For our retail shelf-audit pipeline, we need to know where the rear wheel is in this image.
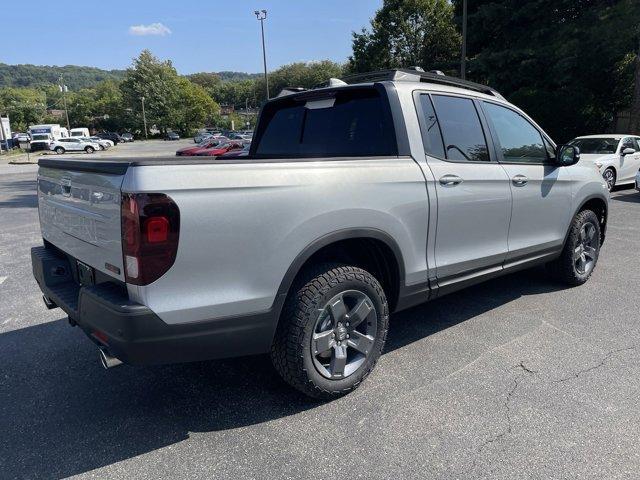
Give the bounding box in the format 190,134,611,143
547,209,601,286
98,144,105,151
271,264,389,399
602,168,616,191
84,146,95,154
54,147,65,154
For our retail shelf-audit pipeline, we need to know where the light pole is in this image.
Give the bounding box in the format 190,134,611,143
59,75,71,131
254,9,269,100
141,96,148,139
460,0,468,80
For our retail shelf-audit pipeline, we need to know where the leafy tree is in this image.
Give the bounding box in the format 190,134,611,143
267,61,345,96
452,0,640,141
187,72,222,90
120,50,182,134
349,0,461,73
0,63,125,90
173,77,220,135
0,87,46,131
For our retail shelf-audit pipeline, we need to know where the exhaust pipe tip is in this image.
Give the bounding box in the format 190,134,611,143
99,348,123,369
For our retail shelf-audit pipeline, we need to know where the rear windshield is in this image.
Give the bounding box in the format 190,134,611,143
569,138,619,154
253,87,396,158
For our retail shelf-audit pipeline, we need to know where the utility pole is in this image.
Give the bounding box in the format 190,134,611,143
141,96,148,139
460,0,468,80
254,10,269,100
59,76,71,131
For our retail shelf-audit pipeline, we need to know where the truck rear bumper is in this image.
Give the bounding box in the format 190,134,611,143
31,245,279,365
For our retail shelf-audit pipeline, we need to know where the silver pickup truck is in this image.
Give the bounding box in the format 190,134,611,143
32,69,609,399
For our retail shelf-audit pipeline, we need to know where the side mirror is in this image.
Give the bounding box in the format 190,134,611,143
622,147,636,156
555,144,580,167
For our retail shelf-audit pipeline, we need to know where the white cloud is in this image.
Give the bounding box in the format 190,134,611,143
128,23,172,37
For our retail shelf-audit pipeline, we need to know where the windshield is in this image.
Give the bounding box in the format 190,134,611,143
70,132,83,137
32,134,49,141
570,137,619,154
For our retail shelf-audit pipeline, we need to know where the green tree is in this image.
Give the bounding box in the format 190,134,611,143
452,0,640,141
266,61,345,97
120,50,181,134
349,0,461,73
173,77,220,135
0,87,47,131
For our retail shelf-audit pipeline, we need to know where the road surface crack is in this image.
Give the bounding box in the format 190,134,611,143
553,345,637,383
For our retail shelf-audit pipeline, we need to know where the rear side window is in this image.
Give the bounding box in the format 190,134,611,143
253,88,396,158
483,102,547,163
431,95,489,162
417,94,445,158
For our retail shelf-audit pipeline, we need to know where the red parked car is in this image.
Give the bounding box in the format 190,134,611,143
175,137,228,156
195,141,244,157
218,142,251,158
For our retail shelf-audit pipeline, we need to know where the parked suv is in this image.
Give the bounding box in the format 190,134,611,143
49,137,100,154
96,132,122,144
32,69,608,399
569,135,640,191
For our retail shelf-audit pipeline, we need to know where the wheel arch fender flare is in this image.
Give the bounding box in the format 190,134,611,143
564,194,609,247
272,228,407,317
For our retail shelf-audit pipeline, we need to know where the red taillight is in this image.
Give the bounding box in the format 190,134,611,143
121,193,180,285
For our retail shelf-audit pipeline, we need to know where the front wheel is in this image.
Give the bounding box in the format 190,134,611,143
547,209,601,286
602,168,616,191
271,264,389,399
84,146,95,154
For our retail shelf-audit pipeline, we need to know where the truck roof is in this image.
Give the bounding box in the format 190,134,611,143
276,68,505,103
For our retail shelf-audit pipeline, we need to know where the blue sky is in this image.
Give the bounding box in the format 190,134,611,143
4,0,382,74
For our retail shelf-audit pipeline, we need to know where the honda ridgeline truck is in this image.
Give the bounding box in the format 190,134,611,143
32,69,609,398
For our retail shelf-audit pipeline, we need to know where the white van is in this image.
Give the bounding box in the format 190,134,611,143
70,128,90,138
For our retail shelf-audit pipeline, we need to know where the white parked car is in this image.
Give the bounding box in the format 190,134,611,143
570,135,640,191
50,138,101,154
80,136,113,150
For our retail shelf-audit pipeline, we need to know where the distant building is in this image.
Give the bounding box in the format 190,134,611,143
220,105,235,116
47,109,66,119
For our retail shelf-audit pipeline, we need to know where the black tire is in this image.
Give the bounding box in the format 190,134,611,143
99,144,105,151
54,147,65,154
84,146,95,154
271,264,389,399
547,209,601,286
602,168,616,191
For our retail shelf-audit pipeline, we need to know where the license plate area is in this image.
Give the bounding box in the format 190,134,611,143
77,261,95,287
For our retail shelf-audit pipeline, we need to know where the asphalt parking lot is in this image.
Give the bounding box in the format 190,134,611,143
1,145,640,479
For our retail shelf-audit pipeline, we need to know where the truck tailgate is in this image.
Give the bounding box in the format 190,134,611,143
37,162,126,281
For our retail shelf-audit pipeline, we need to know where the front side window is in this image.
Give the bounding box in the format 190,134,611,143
254,88,396,158
569,137,620,154
483,102,547,163
621,137,636,152
431,95,489,162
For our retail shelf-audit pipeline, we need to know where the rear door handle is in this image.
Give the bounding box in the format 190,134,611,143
512,175,528,187
439,174,463,186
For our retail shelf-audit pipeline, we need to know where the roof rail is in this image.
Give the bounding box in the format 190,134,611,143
340,68,504,100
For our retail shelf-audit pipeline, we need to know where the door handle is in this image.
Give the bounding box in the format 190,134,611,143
512,175,528,187
439,174,463,186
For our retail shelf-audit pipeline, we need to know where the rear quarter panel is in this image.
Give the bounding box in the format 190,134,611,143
122,158,429,325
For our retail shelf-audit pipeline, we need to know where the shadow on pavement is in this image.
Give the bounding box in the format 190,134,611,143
0,179,37,208
0,267,564,479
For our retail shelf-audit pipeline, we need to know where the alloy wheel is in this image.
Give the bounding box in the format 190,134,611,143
311,290,377,380
574,222,598,275
602,169,615,191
